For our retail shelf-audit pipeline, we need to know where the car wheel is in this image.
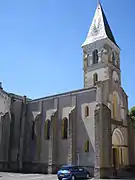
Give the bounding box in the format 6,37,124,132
71,175,75,180
86,173,90,179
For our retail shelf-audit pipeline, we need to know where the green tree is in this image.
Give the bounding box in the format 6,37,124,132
129,106,135,127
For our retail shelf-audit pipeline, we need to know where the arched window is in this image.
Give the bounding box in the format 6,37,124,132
44,120,50,140
112,52,115,60
113,94,117,120
93,73,98,85
112,51,116,64
92,50,98,64
62,117,68,139
85,106,89,117
84,140,89,152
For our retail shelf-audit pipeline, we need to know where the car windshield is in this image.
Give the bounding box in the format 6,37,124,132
60,167,72,171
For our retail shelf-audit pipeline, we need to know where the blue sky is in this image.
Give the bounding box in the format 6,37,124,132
0,0,135,108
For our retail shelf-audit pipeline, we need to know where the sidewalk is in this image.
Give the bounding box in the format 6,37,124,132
91,169,135,179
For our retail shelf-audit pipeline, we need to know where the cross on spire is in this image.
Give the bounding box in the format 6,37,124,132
97,0,100,4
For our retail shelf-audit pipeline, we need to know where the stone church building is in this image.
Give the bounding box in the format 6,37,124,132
0,2,135,178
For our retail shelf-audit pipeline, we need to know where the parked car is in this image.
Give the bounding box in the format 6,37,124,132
57,164,91,180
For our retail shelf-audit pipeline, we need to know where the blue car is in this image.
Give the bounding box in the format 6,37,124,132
57,164,91,180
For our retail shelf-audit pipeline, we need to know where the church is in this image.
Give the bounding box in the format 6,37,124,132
0,2,135,178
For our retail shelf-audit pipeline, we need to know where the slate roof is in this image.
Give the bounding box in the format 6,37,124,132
82,2,119,48
100,3,118,47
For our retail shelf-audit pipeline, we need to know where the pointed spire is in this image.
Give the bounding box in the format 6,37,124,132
97,0,100,4
82,2,118,47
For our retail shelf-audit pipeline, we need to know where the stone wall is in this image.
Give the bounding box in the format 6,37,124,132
94,103,112,178
128,117,135,167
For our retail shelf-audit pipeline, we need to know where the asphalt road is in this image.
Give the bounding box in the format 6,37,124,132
0,173,58,180
0,172,135,180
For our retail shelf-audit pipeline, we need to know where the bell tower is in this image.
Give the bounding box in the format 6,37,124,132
82,2,120,88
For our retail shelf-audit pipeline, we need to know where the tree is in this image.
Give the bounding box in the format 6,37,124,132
129,106,135,127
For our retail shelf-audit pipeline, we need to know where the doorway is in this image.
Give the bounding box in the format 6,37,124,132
112,148,119,168
112,128,125,169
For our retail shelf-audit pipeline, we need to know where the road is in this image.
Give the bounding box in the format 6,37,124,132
0,172,135,180
0,173,57,180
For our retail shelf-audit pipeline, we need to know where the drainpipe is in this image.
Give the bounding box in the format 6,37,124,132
77,153,80,166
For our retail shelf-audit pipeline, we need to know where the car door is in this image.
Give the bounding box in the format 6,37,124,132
72,167,80,178
78,167,86,178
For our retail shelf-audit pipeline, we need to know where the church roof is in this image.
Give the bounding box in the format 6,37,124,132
82,2,118,47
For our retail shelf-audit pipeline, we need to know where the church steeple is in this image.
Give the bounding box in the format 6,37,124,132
82,2,118,47
82,2,120,88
